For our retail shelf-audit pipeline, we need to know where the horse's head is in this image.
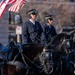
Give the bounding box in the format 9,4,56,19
39,48,54,74
61,38,74,54
39,33,68,74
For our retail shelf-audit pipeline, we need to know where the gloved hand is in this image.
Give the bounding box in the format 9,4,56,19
41,40,47,47
44,41,48,47
32,39,35,42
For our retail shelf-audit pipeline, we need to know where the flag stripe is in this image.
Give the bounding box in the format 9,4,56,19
0,0,10,18
15,0,25,12
10,0,25,12
0,0,17,18
8,0,16,4
9,1,20,11
0,0,4,7
8,1,19,11
13,0,21,12
0,0,16,7
8,0,26,12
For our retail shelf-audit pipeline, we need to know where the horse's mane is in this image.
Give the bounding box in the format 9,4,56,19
68,30,75,36
45,32,68,49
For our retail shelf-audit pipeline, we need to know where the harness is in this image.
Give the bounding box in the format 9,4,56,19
7,44,43,74
39,48,54,74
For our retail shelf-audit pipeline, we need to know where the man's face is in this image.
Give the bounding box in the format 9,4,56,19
30,14,37,20
48,19,53,25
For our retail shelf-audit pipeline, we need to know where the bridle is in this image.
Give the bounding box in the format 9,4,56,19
39,48,54,74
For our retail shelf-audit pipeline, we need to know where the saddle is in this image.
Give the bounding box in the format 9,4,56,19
0,41,16,61
0,45,9,53
0,44,11,60
0,40,15,53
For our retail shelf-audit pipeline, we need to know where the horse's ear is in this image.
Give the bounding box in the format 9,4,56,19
68,30,75,36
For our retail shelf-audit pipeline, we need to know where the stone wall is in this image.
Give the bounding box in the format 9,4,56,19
0,8,9,45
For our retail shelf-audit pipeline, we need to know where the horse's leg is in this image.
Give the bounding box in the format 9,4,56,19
4,65,17,75
1,65,4,75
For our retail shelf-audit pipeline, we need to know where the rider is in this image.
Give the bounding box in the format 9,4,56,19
42,15,57,44
22,9,47,45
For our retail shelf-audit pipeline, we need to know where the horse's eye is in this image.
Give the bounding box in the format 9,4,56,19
65,41,70,48
66,41,70,46
66,41,70,45
43,48,46,52
45,52,50,60
45,52,49,57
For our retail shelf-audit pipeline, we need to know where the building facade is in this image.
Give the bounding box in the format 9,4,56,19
0,0,75,45
0,8,9,45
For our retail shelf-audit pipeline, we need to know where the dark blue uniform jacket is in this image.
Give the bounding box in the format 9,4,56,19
42,24,57,43
22,20,46,44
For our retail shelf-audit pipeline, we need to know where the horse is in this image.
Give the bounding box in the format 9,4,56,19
62,30,75,68
39,32,74,75
67,30,75,48
65,30,75,74
4,42,44,75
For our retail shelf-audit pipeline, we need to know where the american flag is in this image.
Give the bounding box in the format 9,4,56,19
8,0,26,12
0,0,17,18
8,0,16,4
0,0,16,6
0,0,10,18
0,0,4,7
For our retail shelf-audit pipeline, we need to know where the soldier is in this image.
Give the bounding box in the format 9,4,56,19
22,9,46,45
42,15,57,44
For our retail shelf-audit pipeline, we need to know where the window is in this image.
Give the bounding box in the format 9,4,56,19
9,11,15,24
9,11,22,25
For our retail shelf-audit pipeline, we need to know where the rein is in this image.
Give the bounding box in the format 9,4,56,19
10,44,43,74
7,44,30,75
17,44,42,69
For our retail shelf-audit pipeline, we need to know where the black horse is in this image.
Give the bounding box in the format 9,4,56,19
62,30,75,71
66,30,75,74
3,42,44,75
39,33,74,75
0,32,74,75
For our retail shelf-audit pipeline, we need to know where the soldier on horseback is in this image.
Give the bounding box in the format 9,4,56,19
22,9,47,45
42,15,57,44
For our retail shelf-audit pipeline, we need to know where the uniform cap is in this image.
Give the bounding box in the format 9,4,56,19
45,15,53,20
26,9,37,15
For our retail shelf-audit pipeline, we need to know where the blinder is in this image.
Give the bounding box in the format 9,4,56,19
45,51,50,60
63,39,74,49
40,48,54,74
43,48,53,61
64,39,70,49
43,49,49,59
